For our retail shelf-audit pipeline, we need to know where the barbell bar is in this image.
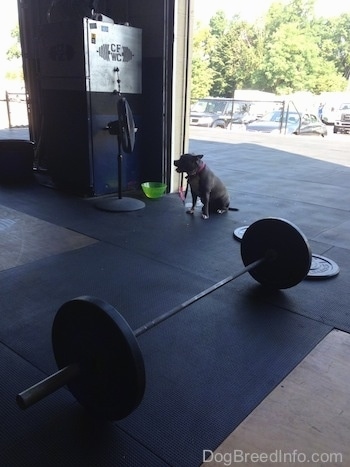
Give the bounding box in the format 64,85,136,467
16,218,312,420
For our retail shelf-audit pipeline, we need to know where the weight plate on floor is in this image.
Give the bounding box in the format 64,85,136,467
233,226,249,242
306,254,340,279
52,296,146,420
241,218,312,289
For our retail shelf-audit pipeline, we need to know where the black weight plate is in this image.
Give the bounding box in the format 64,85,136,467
233,226,249,242
306,254,340,279
52,296,145,420
241,218,312,289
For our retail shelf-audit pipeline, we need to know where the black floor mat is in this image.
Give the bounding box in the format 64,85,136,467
0,135,348,465
0,243,331,466
0,344,170,467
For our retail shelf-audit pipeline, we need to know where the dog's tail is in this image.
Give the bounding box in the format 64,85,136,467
228,206,239,211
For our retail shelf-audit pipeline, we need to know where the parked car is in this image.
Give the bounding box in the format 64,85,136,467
190,98,234,128
229,111,257,125
333,103,350,134
245,110,327,136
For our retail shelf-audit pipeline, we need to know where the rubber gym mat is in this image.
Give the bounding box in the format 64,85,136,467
0,205,97,272
224,245,350,334
0,242,331,466
0,343,169,467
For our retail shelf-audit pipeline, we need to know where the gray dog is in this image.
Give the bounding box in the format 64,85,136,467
174,153,238,219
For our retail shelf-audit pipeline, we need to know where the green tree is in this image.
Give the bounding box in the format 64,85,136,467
208,13,263,97
257,22,346,94
206,11,231,96
209,10,229,38
191,22,214,99
257,0,347,93
6,25,22,60
264,0,316,33
191,1,349,98
314,14,350,80
5,24,23,81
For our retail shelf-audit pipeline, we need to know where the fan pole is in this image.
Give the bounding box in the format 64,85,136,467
117,133,123,200
93,98,145,212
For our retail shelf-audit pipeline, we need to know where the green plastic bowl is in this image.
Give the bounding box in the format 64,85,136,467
141,182,167,199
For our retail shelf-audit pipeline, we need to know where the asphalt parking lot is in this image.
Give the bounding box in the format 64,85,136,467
189,125,350,168
188,124,350,255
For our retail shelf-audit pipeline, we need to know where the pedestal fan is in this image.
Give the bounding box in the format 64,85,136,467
94,97,145,212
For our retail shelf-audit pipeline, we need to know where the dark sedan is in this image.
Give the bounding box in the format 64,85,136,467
246,110,327,136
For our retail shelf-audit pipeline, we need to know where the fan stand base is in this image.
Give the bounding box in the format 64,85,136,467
94,196,145,212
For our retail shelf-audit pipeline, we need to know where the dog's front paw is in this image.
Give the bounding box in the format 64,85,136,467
216,209,227,214
186,208,195,215
201,213,209,220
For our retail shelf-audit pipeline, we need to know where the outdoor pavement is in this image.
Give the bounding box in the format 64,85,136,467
0,126,29,140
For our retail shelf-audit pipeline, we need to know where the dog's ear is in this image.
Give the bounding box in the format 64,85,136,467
193,154,204,166
189,153,204,160
181,153,204,160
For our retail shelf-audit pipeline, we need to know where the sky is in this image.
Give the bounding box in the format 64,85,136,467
193,0,350,23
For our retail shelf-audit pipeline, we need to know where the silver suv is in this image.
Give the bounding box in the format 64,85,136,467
190,98,234,128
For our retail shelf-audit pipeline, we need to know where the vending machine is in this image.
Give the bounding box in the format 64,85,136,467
37,18,142,196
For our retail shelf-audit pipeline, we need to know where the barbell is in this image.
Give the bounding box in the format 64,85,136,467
16,218,312,420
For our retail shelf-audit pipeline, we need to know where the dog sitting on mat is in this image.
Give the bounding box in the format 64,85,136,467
174,153,238,219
